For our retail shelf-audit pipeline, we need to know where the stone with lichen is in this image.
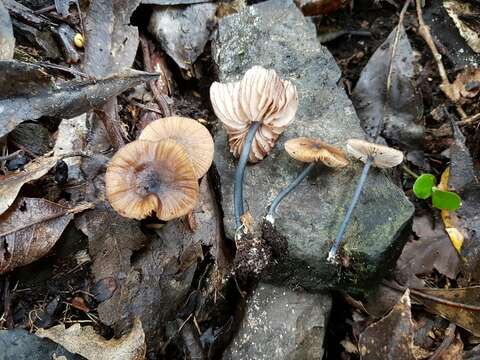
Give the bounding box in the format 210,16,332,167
212,0,414,291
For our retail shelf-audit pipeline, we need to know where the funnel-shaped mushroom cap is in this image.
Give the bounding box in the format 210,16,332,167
285,137,349,168
210,66,298,163
346,139,404,168
105,139,199,221
138,116,214,178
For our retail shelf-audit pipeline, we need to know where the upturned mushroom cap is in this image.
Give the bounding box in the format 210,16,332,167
346,139,404,168
284,137,349,168
138,116,214,179
105,139,199,221
210,66,298,163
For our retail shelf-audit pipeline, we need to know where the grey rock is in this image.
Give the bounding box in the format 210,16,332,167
0,0,14,60
212,0,414,291
223,283,331,360
0,329,82,360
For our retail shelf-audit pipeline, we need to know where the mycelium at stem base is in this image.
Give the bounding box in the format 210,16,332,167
265,162,316,224
234,121,262,229
328,157,373,263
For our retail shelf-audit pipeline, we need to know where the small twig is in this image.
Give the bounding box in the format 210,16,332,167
36,61,91,79
0,150,23,162
415,0,466,119
34,5,55,14
429,323,456,360
123,97,164,115
383,280,480,311
160,313,193,354
402,164,419,178
94,107,126,151
1,277,13,329
458,112,480,126
139,35,171,117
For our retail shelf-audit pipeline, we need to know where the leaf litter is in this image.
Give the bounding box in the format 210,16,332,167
0,197,93,274
1,0,480,358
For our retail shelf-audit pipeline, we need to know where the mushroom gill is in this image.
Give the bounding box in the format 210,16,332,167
210,65,298,163
105,139,199,221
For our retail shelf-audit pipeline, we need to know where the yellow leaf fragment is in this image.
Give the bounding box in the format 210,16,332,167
438,167,464,253
36,318,146,360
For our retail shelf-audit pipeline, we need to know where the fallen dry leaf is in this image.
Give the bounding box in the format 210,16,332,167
36,318,146,360
444,0,480,53
0,197,93,274
358,290,416,360
53,115,88,185
148,3,217,72
395,215,460,287
0,153,58,215
0,61,157,138
438,168,464,253
412,286,480,337
352,24,424,150
452,68,480,99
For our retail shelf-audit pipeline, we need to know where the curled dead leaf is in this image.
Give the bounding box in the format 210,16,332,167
0,198,94,274
36,318,146,360
0,153,59,215
358,290,416,360
452,68,480,99
444,0,480,53
412,286,480,337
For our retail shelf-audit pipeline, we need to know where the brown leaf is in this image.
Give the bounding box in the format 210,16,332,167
75,207,148,325
352,25,424,150
412,286,480,337
395,215,460,287
359,290,416,360
444,0,480,53
452,68,480,99
0,61,157,138
0,154,58,215
0,197,93,274
36,318,146,360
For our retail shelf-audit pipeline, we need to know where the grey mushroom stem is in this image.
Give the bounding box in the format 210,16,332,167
328,157,373,262
234,121,262,229
266,162,316,224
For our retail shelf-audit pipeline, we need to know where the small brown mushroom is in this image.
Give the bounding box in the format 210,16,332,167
210,66,298,228
138,116,214,179
329,139,404,262
105,139,198,221
346,139,404,168
285,137,349,167
210,66,298,163
266,137,349,223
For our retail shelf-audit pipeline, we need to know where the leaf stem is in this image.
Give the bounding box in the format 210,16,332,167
402,164,419,179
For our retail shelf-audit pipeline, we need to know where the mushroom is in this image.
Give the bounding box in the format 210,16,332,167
105,139,199,221
138,116,214,179
265,137,349,224
328,139,404,262
210,66,298,228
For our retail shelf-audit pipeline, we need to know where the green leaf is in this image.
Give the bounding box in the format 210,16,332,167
413,174,436,199
432,189,462,210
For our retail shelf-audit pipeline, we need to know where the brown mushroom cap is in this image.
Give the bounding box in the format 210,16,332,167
284,137,349,168
346,139,404,168
138,116,214,179
105,139,199,221
210,66,298,163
